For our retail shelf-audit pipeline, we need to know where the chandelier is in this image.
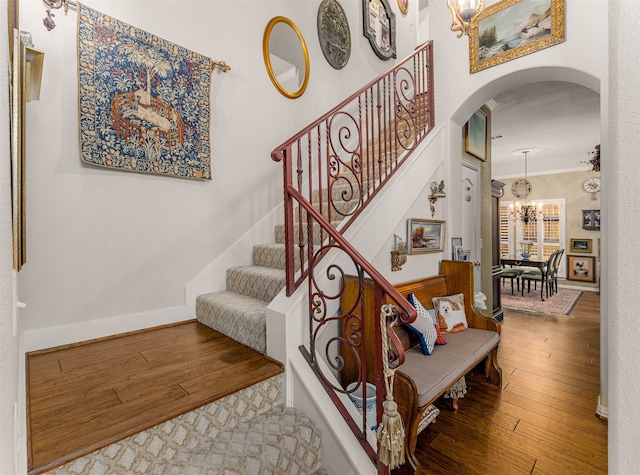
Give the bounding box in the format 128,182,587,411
509,150,543,226
446,0,485,38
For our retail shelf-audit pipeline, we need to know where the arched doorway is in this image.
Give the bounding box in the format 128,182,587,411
450,67,607,418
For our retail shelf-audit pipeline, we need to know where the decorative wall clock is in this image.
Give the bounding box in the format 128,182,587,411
583,176,601,199
317,0,351,70
511,178,532,199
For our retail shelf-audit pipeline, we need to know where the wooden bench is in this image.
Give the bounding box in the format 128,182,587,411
341,260,501,474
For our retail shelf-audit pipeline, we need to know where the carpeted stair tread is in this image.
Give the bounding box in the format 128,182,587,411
226,265,286,302
150,406,324,475
253,243,293,270
196,291,269,354
274,222,342,244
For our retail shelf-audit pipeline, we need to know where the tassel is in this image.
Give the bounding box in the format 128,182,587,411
377,304,406,469
376,395,405,468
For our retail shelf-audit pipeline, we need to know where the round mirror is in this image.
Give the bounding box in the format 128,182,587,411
263,16,310,99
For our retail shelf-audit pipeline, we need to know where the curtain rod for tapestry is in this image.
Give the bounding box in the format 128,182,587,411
42,0,231,73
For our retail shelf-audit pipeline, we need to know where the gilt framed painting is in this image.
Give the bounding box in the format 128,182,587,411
469,0,565,74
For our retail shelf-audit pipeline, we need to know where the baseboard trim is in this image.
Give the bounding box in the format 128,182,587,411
596,396,608,420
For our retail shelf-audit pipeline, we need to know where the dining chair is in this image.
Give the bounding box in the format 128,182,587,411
521,250,560,300
501,265,523,295
550,249,565,294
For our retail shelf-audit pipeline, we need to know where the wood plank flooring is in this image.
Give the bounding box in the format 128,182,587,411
27,293,605,475
415,290,607,475
26,320,284,475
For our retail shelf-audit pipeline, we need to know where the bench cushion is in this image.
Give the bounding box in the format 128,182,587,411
398,328,500,407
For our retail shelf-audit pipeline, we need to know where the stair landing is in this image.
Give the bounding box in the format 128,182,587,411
26,320,284,474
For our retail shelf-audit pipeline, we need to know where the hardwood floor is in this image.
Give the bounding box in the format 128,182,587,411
415,290,607,475
26,320,283,475
27,293,605,474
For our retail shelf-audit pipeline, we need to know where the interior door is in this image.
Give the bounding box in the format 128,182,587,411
461,161,481,292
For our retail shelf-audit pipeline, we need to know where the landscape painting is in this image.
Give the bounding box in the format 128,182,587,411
469,0,565,73
408,218,445,255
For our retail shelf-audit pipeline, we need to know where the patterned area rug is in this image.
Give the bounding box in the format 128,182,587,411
501,287,583,316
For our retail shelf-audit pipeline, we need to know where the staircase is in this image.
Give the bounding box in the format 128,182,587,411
38,43,435,475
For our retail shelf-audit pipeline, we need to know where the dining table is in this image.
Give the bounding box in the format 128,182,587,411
500,254,550,301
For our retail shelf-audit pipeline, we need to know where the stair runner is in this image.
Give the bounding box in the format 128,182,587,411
47,375,325,475
186,130,417,473
195,182,363,354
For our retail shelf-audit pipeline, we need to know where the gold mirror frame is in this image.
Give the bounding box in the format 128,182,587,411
262,16,310,99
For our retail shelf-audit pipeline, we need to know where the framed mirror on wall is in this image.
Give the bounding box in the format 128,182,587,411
362,0,396,60
263,16,310,99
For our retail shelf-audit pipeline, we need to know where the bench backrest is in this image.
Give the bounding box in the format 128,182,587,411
339,261,498,385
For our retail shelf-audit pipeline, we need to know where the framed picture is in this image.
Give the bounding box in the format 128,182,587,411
469,0,566,74
567,255,596,283
362,0,396,60
582,209,601,231
398,0,408,15
465,110,487,161
408,218,446,255
570,238,592,253
451,237,463,260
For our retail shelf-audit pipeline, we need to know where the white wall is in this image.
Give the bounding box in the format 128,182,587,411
608,1,640,472
15,0,419,344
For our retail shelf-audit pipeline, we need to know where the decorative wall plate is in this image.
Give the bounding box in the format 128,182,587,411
398,0,408,15
511,178,532,199
317,0,351,70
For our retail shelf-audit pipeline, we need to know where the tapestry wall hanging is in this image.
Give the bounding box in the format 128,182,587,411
78,4,213,179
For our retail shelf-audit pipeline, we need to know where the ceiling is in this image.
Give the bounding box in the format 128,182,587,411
487,82,601,179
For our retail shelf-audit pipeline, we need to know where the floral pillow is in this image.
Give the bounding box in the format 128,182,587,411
407,293,447,349
431,293,468,334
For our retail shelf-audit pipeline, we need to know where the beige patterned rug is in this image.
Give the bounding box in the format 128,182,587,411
501,287,582,316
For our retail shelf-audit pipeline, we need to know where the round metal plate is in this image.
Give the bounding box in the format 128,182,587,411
317,0,351,70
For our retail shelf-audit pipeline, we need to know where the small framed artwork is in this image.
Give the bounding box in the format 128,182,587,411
570,238,592,253
451,237,463,260
469,0,566,74
465,110,487,161
408,218,446,255
398,0,408,15
567,255,596,283
582,209,601,230
362,0,396,60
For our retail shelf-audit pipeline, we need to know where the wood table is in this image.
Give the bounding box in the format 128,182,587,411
501,255,549,301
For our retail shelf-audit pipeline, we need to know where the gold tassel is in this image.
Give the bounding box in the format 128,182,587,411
376,304,406,468
376,395,405,468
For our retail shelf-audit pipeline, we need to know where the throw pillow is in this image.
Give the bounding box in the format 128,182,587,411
407,293,447,345
431,293,469,334
404,311,437,355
